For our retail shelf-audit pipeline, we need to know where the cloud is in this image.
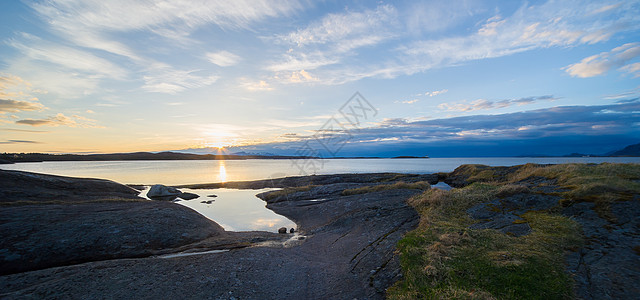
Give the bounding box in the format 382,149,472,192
426,89,448,97
16,113,103,128
287,70,318,83
0,128,49,133
268,4,398,81
286,0,639,85
6,33,127,79
0,140,41,144
620,62,640,77
29,0,303,57
278,4,397,49
206,51,241,67
564,43,640,77
142,64,219,94
0,99,45,113
240,79,273,91
395,99,419,104
438,95,556,112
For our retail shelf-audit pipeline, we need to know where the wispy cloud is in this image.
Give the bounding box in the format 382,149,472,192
142,64,219,94
564,43,640,77
0,140,41,144
206,51,241,67
438,95,557,112
16,113,103,128
395,99,419,104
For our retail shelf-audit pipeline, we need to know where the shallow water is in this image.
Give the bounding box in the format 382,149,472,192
138,187,295,232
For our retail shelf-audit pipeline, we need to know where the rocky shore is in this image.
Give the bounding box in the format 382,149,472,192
0,170,435,299
1,164,638,299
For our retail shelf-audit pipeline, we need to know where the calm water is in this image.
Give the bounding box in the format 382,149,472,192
2,157,639,185
4,157,639,232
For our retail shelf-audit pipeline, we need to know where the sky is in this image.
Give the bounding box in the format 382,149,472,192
1,0,639,157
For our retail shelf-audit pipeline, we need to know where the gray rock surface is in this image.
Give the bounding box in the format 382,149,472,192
0,171,421,299
0,169,141,203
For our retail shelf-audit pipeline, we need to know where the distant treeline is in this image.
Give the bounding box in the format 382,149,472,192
0,152,314,164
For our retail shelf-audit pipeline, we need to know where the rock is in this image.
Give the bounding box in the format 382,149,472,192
278,227,287,234
147,184,181,201
207,194,218,198
178,192,199,200
200,200,213,204
290,228,295,233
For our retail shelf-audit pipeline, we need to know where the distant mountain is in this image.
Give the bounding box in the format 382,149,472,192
607,143,640,157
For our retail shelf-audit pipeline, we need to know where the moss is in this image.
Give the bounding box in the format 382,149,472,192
341,181,430,196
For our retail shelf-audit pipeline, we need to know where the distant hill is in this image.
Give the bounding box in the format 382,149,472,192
607,143,640,157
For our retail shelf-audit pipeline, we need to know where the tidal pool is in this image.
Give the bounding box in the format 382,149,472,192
139,187,295,232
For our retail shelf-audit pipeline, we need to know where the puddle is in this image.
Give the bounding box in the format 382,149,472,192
432,181,453,191
138,187,295,232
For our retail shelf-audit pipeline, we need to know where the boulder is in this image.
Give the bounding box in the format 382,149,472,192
178,192,199,200
278,227,287,234
147,184,181,201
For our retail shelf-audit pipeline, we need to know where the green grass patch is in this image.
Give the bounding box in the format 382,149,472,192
388,183,582,299
341,181,430,196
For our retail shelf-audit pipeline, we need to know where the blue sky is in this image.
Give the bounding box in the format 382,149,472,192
0,0,639,156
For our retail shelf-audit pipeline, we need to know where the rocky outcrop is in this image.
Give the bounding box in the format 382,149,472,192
147,184,181,200
0,171,423,299
0,169,141,203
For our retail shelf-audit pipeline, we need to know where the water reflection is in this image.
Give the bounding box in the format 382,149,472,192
139,187,296,232
218,160,227,182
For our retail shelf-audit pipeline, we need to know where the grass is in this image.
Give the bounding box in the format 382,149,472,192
388,181,583,299
389,163,640,298
341,181,431,196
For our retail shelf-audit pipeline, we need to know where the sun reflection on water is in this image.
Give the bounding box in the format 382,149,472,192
218,160,227,182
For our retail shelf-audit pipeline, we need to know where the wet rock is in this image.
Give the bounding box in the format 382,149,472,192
278,227,287,234
290,228,295,233
178,192,199,200
207,194,218,198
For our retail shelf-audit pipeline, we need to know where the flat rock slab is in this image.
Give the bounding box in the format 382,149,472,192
0,169,141,203
0,202,226,275
0,172,421,299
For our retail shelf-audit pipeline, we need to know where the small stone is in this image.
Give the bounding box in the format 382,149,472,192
290,228,295,233
207,194,218,198
278,227,287,234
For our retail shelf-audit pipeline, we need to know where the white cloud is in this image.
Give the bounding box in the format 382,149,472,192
564,43,640,78
142,64,219,94
278,5,397,48
295,0,639,85
206,51,241,67
620,62,640,77
395,99,419,104
7,33,126,79
426,89,448,97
